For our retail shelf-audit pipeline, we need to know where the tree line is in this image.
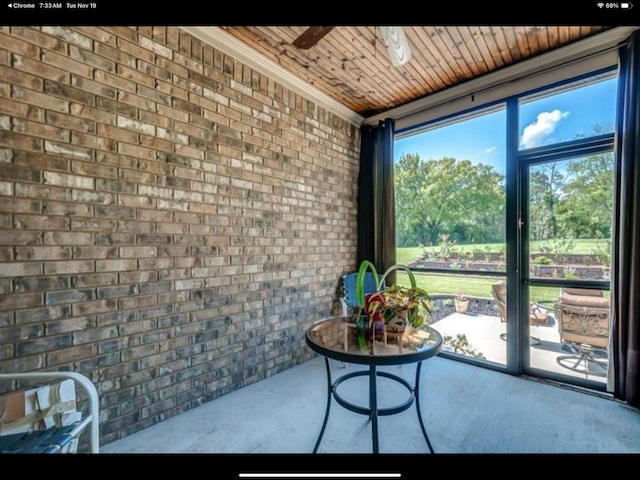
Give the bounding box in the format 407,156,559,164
394,152,613,247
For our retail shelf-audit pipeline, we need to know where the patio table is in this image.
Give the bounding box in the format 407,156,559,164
305,316,443,454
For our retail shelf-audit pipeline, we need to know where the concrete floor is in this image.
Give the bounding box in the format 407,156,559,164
100,352,640,462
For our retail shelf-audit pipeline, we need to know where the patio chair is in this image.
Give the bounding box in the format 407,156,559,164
0,371,100,453
338,272,386,368
554,288,610,377
491,281,549,345
340,271,385,318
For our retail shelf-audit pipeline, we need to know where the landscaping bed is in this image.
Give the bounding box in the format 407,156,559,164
428,294,500,324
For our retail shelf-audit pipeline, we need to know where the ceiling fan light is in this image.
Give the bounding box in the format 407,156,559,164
379,26,412,67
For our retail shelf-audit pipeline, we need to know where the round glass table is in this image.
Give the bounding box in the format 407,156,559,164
305,316,443,454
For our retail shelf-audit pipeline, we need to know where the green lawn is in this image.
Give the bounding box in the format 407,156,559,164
395,271,561,303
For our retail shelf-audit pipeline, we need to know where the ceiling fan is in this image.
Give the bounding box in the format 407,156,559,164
291,26,412,67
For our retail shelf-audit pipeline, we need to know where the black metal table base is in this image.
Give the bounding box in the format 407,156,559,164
313,357,434,454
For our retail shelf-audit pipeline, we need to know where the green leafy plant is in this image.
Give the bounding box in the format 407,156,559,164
533,255,553,265
443,333,486,359
454,292,468,302
355,260,431,330
437,233,457,261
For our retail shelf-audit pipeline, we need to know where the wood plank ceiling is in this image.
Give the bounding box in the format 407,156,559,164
219,26,612,118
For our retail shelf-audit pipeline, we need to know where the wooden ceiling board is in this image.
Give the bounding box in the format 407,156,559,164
216,26,613,118
401,27,445,93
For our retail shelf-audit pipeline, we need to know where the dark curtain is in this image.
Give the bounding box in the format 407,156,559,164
611,31,640,409
357,118,397,284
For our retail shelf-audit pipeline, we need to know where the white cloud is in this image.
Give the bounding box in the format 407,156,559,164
520,109,569,149
485,146,497,153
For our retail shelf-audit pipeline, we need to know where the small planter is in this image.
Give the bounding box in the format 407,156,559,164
454,299,469,314
385,310,408,334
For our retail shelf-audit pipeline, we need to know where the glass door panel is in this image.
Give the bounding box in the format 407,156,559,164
525,157,612,387
396,271,507,367
394,105,507,368
528,158,612,283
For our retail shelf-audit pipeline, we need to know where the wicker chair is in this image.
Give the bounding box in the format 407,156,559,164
554,288,610,377
491,281,549,345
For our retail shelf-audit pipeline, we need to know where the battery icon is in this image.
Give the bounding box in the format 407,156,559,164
621,2,633,7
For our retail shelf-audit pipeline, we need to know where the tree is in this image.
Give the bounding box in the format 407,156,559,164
529,163,565,241
558,152,614,238
394,154,505,246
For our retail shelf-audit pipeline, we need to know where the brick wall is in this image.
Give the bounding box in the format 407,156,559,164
0,26,360,447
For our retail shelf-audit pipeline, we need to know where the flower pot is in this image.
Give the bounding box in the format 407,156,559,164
455,299,469,314
385,310,408,334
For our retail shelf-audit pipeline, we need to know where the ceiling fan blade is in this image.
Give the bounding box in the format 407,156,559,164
379,26,412,67
292,27,335,49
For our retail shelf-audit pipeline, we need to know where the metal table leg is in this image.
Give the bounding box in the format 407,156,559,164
413,361,434,453
312,357,333,453
369,364,379,453
313,360,434,454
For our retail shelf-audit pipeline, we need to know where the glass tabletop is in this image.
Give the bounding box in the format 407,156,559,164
306,316,443,366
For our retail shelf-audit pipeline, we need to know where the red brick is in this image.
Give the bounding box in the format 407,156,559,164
14,151,70,174
13,276,69,293
71,218,117,232
0,65,43,90
13,85,71,112
15,246,71,260
94,69,136,93
43,315,94,335
68,45,115,72
73,27,117,46
0,198,41,214
11,27,66,52
44,140,92,160
44,80,95,106
46,344,96,366
117,142,155,160
70,103,115,125
0,97,43,122
41,50,94,78
71,273,118,288
0,130,43,152
13,54,69,83
0,292,42,310
41,27,93,50
71,160,118,179
13,119,70,142
44,260,94,275
44,231,93,245
14,214,69,230
96,259,137,272
71,246,117,259
0,230,41,246
119,270,157,284
72,299,118,316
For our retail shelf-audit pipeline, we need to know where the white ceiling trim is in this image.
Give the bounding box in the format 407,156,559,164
368,26,640,127
180,26,366,127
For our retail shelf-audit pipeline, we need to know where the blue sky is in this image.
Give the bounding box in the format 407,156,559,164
394,77,618,176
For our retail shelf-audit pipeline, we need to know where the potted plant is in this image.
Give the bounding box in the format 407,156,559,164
454,292,469,314
355,260,431,334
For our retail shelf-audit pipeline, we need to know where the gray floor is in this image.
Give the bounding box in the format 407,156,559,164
100,355,640,457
